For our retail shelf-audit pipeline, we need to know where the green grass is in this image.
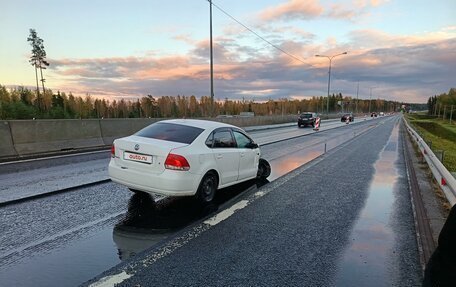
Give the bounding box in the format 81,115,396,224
406,114,456,172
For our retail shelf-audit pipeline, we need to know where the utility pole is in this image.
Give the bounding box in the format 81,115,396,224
209,0,214,117
355,82,359,114
369,87,373,113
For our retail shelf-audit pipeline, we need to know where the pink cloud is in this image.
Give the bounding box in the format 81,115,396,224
44,30,455,104
258,0,390,22
259,0,324,21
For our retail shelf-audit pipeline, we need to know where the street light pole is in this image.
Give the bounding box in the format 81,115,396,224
369,86,376,114
315,52,348,115
209,0,214,117
356,81,359,115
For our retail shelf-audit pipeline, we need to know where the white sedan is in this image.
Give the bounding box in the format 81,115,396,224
109,119,270,204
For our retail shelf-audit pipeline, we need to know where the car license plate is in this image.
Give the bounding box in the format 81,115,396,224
123,151,153,164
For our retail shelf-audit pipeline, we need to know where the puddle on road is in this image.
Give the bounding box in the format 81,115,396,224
334,122,400,286
268,146,323,181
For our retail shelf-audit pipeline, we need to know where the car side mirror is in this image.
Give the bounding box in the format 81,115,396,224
246,142,258,149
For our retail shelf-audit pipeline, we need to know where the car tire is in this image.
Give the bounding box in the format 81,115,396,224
257,158,271,179
196,172,218,204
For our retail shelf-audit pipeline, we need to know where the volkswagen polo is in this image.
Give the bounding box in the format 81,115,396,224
109,119,270,204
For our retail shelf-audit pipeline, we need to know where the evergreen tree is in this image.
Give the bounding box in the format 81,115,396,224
27,29,41,110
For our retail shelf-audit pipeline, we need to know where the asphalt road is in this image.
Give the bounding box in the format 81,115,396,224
0,115,421,286
85,115,422,287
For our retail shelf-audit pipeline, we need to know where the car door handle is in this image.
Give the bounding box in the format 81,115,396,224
216,154,223,159
240,152,245,157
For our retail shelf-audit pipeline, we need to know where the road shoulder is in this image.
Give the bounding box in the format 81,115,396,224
403,123,449,266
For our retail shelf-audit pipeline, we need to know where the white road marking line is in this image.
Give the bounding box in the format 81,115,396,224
204,200,249,226
88,271,132,287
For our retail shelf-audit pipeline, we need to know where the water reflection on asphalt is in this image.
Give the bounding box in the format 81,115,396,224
112,143,324,261
113,133,348,260
113,179,266,261
334,122,400,286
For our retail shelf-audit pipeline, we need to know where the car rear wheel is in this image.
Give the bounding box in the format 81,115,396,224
196,172,218,204
257,158,271,179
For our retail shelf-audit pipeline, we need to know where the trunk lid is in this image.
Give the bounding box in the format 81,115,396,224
113,135,188,174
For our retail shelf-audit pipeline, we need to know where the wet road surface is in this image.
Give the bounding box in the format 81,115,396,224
0,116,419,287
83,115,421,286
334,121,421,286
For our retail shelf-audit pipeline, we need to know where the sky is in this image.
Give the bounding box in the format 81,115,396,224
1,0,455,103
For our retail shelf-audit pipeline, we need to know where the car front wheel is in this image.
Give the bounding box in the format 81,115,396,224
196,172,218,204
257,158,271,179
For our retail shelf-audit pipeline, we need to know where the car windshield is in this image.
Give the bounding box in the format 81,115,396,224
301,113,313,118
135,122,204,144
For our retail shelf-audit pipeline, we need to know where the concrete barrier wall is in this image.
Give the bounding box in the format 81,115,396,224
0,115,298,158
99,118,160,145
214,115,297,127
9,120,104,155
0,121,17,157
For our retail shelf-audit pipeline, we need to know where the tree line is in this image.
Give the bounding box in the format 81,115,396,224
427,88,456,117
0,85,405,120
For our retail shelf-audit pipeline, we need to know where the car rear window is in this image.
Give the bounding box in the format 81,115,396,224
135,123,204,144
301,113,313,118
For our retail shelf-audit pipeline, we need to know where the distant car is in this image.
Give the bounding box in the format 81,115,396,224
341,113,354,122
371,112,378,117
379,112,385,116
109,119,270,204
298,112,318,128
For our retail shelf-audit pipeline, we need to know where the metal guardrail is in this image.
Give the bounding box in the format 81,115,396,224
403,118,456,206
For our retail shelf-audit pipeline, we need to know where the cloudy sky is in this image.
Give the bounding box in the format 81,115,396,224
1,0,455,103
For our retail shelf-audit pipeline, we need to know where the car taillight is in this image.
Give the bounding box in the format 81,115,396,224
111,144,115,158
165,153,190,171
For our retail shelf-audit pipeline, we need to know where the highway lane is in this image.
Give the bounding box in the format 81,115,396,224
0,117,378,204
0,116,395,286
85,115,421,286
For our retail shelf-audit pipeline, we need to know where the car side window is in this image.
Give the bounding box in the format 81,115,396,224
205,132,214,148
213,130,235,148
233,131,252,148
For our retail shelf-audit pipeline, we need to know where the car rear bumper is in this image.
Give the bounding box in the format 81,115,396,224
108,160,201,197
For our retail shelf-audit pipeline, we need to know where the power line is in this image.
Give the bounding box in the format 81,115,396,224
207,0,311,66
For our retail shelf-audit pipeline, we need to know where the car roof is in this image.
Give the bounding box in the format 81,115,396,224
159,119,238,130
